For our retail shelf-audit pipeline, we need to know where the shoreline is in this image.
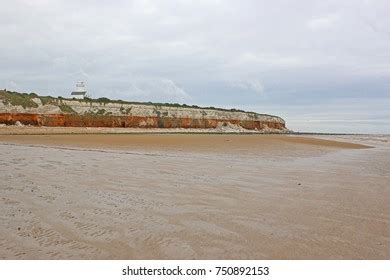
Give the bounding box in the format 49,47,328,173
0,126,289,135
1,125,387,136
2,135,374,157
0,132,370,152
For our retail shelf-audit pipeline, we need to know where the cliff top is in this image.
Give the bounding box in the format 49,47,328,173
0,89,279,119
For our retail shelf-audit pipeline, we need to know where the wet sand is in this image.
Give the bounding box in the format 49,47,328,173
0,133,389,259
0,133,369,152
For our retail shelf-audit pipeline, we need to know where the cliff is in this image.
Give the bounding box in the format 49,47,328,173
0,90,287,132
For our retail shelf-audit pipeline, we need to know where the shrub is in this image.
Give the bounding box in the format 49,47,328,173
59,104,76,113
39,96,56,105
96,97,110,103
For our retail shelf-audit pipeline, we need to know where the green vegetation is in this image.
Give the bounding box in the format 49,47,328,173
59,104,76,114
153,108,161,117
75,96,255,113
85,108,107,115
96,97,111,104
120,106,132,114
0,90,38,109
0,90,279,118
39,96,56,105
96,109,106,115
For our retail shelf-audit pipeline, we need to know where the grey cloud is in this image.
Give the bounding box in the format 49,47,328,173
1,0,390,132
127,77,191,103
307,14,340,30
230,79,264,94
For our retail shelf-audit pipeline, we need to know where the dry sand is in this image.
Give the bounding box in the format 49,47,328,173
0,131,389,259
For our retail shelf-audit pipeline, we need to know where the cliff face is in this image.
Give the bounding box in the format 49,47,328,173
0,91,287,132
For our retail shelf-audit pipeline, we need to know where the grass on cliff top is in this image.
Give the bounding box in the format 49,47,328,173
0,90,39,109
0,89,279,118
80,96,253,114
79,97,277,118
39,95,57,105
59,104,76,114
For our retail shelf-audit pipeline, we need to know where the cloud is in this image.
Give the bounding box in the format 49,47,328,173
229,52,305,70
307,14,339,30
127,77,191,103
0,0,390,132
230,79,264,94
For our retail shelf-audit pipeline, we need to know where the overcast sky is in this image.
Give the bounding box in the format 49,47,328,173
1,0,390,133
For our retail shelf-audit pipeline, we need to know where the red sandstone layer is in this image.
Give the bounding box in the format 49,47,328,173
0,113,286,130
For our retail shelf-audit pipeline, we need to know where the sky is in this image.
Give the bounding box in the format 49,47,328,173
1,0,390,133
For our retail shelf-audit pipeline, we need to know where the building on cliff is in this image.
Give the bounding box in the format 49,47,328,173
71,81,87,99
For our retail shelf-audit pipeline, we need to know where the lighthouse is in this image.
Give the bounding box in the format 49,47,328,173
71,81,87,99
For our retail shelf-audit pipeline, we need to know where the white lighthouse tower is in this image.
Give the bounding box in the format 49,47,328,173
71,81,87,99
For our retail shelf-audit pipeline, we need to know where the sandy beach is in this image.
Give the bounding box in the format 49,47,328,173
0,132,389,259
